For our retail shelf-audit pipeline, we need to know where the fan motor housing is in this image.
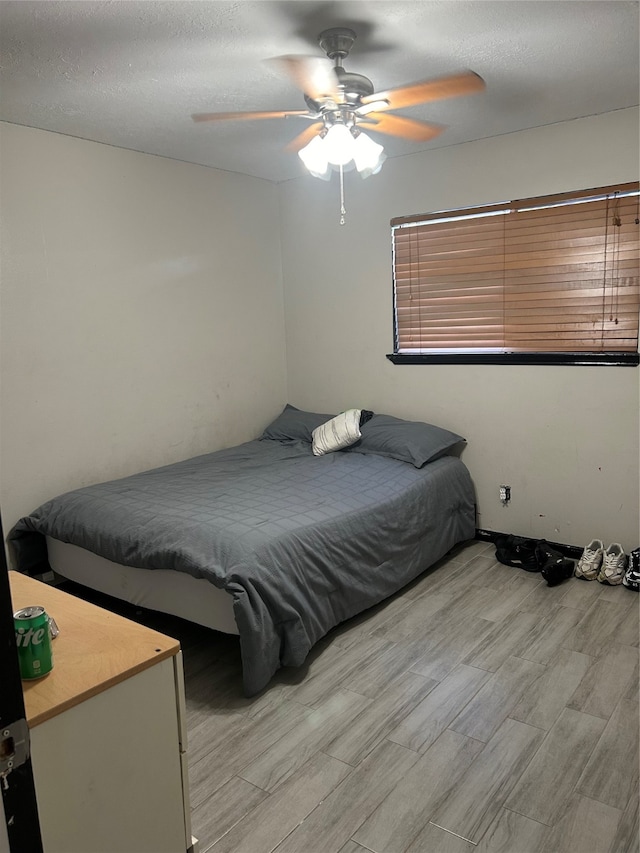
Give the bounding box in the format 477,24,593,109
335,68,375,99
304,68,374,112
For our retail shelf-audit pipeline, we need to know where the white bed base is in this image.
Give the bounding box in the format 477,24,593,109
46,537,239,635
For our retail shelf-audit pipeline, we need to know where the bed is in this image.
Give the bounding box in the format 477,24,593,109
9,406,476,696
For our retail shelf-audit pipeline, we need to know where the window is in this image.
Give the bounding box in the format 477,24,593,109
389,182,640,365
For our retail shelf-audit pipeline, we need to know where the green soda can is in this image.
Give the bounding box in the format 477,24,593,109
14,606,54,679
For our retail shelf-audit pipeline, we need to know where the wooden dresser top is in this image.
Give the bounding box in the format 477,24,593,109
9,571,179,726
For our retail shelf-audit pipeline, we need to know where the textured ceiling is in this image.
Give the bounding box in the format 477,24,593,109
1,0,638,182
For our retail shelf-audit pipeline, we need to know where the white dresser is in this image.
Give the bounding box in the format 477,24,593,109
9,571,197,853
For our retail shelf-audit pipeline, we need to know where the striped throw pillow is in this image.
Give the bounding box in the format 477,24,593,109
311,409,362,456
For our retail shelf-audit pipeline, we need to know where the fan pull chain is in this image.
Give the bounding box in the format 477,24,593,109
339,165,346,225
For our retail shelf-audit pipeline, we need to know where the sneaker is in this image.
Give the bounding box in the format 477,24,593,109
541,558,575,587
535,540,566,570
575,539,604,580
622,548,640,591
597,543,627,585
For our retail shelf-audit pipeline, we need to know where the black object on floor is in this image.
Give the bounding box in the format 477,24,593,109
540,557,575,586
535,540,575,585
495,535,539,572
495,535,576,585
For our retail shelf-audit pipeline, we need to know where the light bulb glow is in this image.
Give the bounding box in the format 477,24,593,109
298,125,385,181
323,124,355,166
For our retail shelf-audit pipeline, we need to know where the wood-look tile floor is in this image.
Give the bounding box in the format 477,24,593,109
62,540,640,852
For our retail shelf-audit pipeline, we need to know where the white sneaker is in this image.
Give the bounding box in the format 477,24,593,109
575,539,604,580
597,543,627,585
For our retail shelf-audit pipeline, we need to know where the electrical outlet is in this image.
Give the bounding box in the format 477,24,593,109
499,485,511,503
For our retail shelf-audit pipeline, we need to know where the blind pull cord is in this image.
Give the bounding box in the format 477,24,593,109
610,194,621,324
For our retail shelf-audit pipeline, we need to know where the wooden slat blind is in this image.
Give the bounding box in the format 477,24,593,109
392,183,640,354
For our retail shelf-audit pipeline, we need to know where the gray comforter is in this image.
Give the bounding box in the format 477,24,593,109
10,439,476,695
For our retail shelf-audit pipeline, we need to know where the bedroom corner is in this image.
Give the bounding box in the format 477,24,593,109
0,122,288,545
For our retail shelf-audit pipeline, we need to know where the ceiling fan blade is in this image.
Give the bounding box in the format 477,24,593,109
268,55,339,102
192,109,309,123
285,122,324,153
356,100,391,116
359,113,445,142
361,71,485,111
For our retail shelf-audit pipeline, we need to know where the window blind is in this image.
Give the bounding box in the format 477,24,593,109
391,183,640,356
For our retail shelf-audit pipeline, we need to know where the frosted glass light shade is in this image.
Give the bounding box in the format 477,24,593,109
298,126,385,180
297,134,330,179
323,124,355,166
352,132,385,175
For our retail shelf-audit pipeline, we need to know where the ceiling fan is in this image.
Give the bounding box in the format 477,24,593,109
192,26,486,165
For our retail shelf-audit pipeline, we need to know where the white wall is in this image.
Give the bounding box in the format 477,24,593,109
278,108,640,552
0,123,287,537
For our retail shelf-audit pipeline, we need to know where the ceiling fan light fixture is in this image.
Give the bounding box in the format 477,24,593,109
299,123,385,180
323,123,355,166
351,130,385,177
297,132,331,179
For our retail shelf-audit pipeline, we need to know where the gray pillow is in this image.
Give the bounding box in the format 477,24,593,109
261,404,335,443
346,413,465,467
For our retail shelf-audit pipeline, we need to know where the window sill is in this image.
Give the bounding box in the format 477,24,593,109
386,352,640,366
